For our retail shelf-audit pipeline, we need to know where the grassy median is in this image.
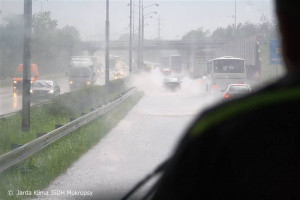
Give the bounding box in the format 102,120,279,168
0,78,129,155
0,88,144,200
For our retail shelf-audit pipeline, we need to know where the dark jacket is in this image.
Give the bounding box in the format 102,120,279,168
152,73,300,200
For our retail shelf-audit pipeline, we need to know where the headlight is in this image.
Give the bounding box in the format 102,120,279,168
69,81,73,84
48,89,54,94
13,81,17,84
87,81,91,85
30,80,33,84
30,89,33,94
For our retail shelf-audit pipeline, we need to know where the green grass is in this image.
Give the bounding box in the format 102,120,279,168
0,91,144,200
0,82,11,88
0,107,70,155
0,78,130,155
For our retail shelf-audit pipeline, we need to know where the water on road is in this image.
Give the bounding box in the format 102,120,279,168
37,72,220,200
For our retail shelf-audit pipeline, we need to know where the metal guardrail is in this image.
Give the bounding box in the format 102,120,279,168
0,87,137,173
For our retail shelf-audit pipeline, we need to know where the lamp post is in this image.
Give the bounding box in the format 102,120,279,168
141,11,157,67
235,0,237,30
129,0,133,74
105,0,110,85
137,0,141,72
141,3,158,71
132,1,158,72
128,2,140,73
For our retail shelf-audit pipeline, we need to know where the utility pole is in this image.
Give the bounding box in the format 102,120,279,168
105,0,110,85
235,0,237,30
22,0,32,132
132,2,135,41
34,0,48,13
129,0,133,74
138,0,141,72
157,16,161,40
141,7,144,69
0,9,2,79
234,0,237,36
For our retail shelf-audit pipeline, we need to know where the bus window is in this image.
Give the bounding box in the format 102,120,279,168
213,60,244,73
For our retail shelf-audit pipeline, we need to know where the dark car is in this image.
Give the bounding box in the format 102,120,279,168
161,68,172,76
31,80,60,100
163,77,181,91
223,84,251,100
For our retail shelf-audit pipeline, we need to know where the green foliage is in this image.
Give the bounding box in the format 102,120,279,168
182,28,210,41
0,78,129,155
32,12,58,35
0,15,24,76
183,15,278,41
0,12,80,78
0,91,144,200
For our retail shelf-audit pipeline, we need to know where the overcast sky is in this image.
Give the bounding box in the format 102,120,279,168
0,0,275,40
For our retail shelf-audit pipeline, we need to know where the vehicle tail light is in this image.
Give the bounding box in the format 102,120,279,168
213,85,218,89
225,93,230,99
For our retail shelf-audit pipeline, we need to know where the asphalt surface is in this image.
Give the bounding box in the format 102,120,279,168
0,74,70,116
0,71,119,116
36,72,220,200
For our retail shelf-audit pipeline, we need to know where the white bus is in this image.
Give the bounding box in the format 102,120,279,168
206,56,246,93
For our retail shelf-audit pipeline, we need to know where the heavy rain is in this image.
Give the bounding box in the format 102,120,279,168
0,0,285,199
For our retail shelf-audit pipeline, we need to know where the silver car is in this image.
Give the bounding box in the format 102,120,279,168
31,80,60,100
223,84,251,100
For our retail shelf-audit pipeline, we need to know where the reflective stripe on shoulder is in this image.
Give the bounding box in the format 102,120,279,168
189,87,300,138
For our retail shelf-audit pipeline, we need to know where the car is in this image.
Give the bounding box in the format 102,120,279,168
30,80,60,100
223,84,251,100
161,68,172,76
163,77,181,91
113,70,125,79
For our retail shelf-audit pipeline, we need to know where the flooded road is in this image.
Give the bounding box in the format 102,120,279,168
0,72,114,116
0,74,69,116
37,74,220,200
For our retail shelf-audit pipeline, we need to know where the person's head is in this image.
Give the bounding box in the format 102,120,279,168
276,0,300,72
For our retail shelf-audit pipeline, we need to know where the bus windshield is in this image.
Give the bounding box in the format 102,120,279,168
213,59,244,73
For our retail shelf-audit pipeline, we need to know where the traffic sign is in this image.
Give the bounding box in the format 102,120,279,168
270,40,283,65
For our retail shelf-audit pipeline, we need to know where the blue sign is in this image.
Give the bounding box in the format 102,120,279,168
270,40,283,65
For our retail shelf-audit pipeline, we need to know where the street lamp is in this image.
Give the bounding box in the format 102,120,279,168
144,3,159,9
129,0,133,74
129,1,158,72
141,11,157,68
235,0,237,30
140,2,158,71
105,0,110,84
142,11,157,43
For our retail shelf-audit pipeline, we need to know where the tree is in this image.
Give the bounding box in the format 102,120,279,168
182,28,210,41
0,14,24,76
210,15,277,41
0,12,81,77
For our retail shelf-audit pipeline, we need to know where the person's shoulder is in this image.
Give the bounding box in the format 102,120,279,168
188,73,300,139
